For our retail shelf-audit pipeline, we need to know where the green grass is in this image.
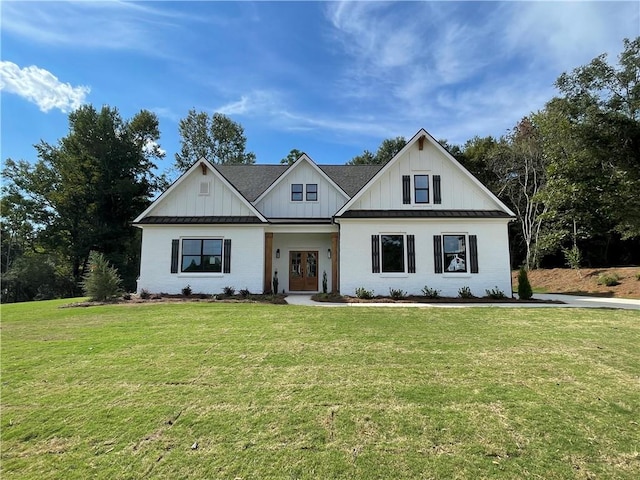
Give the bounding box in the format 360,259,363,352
2,300,639,479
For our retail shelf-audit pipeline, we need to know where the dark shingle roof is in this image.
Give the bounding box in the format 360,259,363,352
338,210,514,219
213,163,383,200
214,165,288,201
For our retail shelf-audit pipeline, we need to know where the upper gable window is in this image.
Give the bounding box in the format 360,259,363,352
414,175,429,204
291,184,303,201
306,184,318,201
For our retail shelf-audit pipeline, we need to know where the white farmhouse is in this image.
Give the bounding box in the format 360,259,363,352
133,129,515,297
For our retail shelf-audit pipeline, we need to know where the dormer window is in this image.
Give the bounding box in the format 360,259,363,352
306,184,318,201
291,183,318,202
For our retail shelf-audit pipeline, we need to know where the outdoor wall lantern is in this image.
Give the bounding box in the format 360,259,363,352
327,248,331,259
276,248,280,258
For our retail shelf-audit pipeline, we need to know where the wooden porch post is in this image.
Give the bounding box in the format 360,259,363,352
331,232,339,293
264,232,273,293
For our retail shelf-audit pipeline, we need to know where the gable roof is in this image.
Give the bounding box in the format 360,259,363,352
253,154,350,203
132,159,268,224
335,128,516,218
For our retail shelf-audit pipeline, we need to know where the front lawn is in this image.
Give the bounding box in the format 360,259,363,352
2,300,639,479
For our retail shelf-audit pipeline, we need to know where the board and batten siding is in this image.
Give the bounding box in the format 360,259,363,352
350,141,500,211
338,218,512,298
150,169,255,217
137,225,265,294
256,161,348,218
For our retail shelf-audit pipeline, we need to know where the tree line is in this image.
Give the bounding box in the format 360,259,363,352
2,38,638,302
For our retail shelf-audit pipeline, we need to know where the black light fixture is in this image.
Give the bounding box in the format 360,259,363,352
327,248,331,259
276,248,280,258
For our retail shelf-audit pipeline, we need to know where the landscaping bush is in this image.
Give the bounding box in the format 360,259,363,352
223,286,236,296
82,252,123,302
239,288,251,298
421,286,441,299
388,288,406,300
517,267,533,300
458,286,474,298
139,289,150,299
597,273,620,287
485,286,507,299
355,287,374,299
182,284,192,296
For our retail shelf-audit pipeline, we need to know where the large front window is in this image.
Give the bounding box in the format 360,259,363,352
443,235,466,272
381,234,405,273
182,239,223,272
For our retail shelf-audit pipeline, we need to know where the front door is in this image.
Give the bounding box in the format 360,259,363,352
289,251,318,291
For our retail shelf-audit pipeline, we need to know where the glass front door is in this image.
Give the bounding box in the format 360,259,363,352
289,251,318,291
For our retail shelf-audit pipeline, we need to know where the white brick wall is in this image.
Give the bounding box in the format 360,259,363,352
137,225,265,295
339,218,512,298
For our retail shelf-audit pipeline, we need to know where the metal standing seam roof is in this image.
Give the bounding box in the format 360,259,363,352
135,216,264,224
338,210,514,219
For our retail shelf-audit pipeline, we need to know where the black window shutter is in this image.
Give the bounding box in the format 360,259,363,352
433,235,443,273
223,239,232,273
407,235,416,273
402,175,411,204
171,239,179,273
371,235,380,273
469,235,479,273
433,175,442,204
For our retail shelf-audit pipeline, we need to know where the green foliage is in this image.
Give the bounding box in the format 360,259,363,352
182,284,192,296
272,273,279,295
563,244,582,271
485,287,507,299
347,137,407,165
82,252,123,301
597,273,620,287
280,148,303,165
175,110,256,171
458,286,474,298
139,289,150,299
355,287,374,299
635,272,640,281
322,271,328,294
421,285,441,299
223,286,236,296
239,288,251,298
388,288,406,300
517,267,533,300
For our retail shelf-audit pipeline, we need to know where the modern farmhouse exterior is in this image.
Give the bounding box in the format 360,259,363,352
133,129,515,297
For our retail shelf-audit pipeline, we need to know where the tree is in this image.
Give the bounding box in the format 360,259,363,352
2,105,164,296
175,110,256,171
347,137,406,165
280,149,304,165
538,37,640,264
82,251,123,301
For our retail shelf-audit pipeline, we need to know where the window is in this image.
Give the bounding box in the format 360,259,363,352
371,234,416,274
291,184,303,201
382,235,404,272
414,175,429,203
306,184,318,201
181,239,223,272
443,235,467,272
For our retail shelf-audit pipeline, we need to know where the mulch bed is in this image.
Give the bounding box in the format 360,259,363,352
312,294,564,304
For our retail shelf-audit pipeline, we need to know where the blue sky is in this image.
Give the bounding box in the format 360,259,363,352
2,1,639,172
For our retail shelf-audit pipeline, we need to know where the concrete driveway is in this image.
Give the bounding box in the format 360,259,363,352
285,293,640,310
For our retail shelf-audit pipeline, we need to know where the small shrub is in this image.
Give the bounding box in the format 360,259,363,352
355,287,374,299
517,267,533,300
458,286,474,299
139,289,150,299
182,284,192,296
563,245,582,276
597,273,620,287
322,271,328,294
122,292,132,301
485,286,506,299
239,288,251,298
389,288,406,300
82,252,123,302
223,286,236,296
421,286,441,299
272,273,279,295
635,272,640,281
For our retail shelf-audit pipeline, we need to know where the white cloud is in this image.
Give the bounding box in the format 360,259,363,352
0,61,90,113
215,91,282,117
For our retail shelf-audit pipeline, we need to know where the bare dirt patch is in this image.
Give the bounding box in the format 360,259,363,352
513,267,640,299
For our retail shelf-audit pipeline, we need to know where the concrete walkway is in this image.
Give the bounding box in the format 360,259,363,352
284,293,640,310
